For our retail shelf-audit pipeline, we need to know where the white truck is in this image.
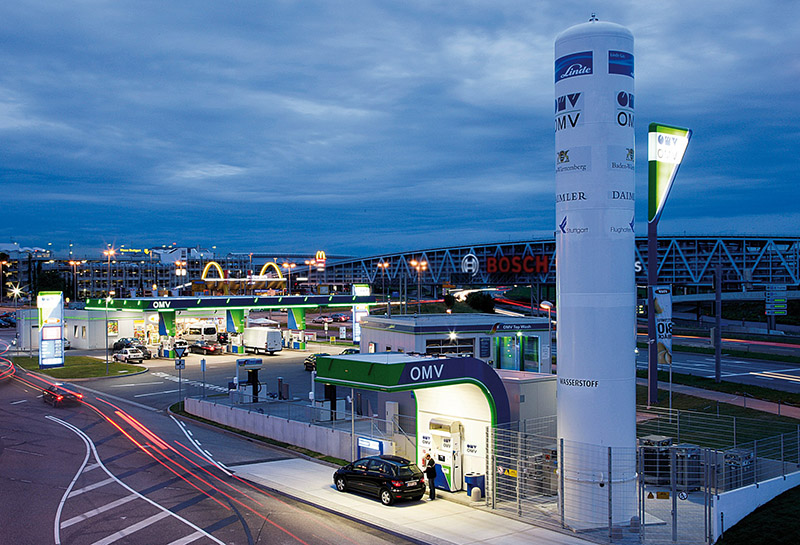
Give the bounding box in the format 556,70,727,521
242,327,283,355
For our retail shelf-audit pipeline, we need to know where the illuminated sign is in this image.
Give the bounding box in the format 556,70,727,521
485,255,550,274
37,291,64,368
648,123,692,223
119,248,150,254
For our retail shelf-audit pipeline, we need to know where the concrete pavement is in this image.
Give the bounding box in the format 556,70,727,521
234,457,590,545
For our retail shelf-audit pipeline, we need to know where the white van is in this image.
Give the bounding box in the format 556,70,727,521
242,327,283,355
184,323,218,342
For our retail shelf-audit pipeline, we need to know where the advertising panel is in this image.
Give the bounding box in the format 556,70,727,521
648,123,692,223
653,285,673,365
37,291,65,368
352,284,371,342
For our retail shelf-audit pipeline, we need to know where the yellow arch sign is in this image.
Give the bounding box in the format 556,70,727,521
259,262,284,278
201,261,225,280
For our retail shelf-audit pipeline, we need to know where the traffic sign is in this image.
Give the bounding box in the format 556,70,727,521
175,358,185,370
174,346,187,358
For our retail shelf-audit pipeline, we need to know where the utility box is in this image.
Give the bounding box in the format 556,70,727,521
675,443,703,491
724,448,754,490
639,435,673,485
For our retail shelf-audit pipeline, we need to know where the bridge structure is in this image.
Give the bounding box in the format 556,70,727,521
312,235,800,304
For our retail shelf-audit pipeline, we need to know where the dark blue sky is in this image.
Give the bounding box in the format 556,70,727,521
2,1,798,258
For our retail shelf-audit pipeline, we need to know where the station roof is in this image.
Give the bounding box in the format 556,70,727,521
84,294,376,312
361,313,548,334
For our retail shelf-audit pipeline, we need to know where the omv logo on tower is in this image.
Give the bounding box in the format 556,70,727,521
555,51,593,82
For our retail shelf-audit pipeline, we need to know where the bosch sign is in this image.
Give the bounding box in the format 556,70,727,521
486,255,550,274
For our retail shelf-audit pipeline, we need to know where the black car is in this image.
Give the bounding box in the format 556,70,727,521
217,331,229,345
112,337,135,351
330,313,350,322
42,383,83,407
333,455,425,505
130,341,151,359
303,352,329,371
340,348,359,355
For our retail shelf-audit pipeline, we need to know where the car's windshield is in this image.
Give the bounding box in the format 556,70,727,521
396,464,421,478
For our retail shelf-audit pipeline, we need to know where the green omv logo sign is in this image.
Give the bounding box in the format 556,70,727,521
648,123,691,224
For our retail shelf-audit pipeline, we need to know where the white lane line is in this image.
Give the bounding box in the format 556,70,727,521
60,494,137,529
166,531,207,545
110,382,165,388
68,477,116,498
133,389,180,398
10,399,28,405
83,463,100,473
89,511,171,545
47,416,226,545
49,416,91,545
169,415,232,477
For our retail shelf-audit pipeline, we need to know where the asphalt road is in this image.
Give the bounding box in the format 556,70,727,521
0,340,415,545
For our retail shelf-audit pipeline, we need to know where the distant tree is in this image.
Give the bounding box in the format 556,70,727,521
34,270,69,295
443,293,456,310
466,292,495,313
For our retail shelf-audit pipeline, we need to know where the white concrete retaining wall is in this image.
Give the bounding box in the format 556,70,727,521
185,398,391,461
713,469,800,542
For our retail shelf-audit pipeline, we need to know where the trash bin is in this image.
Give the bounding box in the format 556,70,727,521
465,473,485,498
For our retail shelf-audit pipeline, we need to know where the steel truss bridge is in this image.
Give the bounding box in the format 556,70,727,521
316,236,800,298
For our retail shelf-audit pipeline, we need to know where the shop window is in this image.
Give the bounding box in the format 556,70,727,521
425,337,475,357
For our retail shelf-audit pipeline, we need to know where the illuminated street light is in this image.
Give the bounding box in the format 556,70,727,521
105,293,113,375
0,260,7,305
68,260,81,302
282,262,296,295
409,259,427,314
175,260,187,296
376,261,390,303
103,248,116,296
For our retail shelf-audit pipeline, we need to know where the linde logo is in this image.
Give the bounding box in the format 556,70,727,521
555,92,582,133
409,363,444,382
559,216,588,234
461,253,480,276
554,51,592,82
616,91,634,128
153,301,172,309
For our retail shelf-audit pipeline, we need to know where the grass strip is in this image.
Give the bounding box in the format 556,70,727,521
12,355,144,379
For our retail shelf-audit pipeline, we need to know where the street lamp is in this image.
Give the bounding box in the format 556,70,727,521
376,261,390,302
409,259,427,314
282,262,296,295
0,260,7,305
103,248,116,296
175,260,187,296
540,301,553,373
68,260,81,302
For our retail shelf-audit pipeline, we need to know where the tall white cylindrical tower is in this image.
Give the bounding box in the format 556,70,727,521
554,18,637,526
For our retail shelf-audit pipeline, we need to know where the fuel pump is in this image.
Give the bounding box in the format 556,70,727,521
236,358,263,403
428,418,463,492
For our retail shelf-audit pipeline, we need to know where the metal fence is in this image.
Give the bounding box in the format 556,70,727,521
486,409,800,544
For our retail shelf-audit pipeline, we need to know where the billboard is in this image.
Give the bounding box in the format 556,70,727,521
653,285,673,365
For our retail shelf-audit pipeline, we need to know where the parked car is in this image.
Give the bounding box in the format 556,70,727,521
113,347,144,363
330,313,350,322
42,383,83,407
304,352,329,371
62,338,71,350
173,339,190,353
312,315,333,324
217,331,229,345
340,348,360,355
189,340,225,355
333,455,426,506
112,337,135,351
130,341,151,359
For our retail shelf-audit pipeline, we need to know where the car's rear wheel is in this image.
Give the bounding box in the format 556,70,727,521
335,476,347,492
379,488,394,506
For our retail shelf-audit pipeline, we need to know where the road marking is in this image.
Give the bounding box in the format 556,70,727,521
83,463,100,473
60,494,137,528
89,511,171,545
47,416,226,545
169,415,232,477
752,371,800,383
68,477,115,498
166,531,206,545
133,389,180,398
10,399,27,405
110,382,165,388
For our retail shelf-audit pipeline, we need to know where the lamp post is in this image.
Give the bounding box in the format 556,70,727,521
282,262,296,295
174,260,187,296
105,294,113,375
540,300,553,373
377,261,390,302
0,260,7,305
103,248,116,296
409,259,427,314
68,260,81,302
304,259,316,293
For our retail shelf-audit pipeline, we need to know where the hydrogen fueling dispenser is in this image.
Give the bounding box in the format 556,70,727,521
428,417,463,492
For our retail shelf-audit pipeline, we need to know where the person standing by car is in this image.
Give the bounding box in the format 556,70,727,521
424,453,437,500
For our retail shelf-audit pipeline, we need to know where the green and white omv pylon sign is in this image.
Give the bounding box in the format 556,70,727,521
648,123,692,223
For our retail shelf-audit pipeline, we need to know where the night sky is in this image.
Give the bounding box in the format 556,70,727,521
2,1,798,258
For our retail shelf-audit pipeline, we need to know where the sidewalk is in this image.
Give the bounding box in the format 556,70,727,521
234,458,590,545
637,378,800,420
